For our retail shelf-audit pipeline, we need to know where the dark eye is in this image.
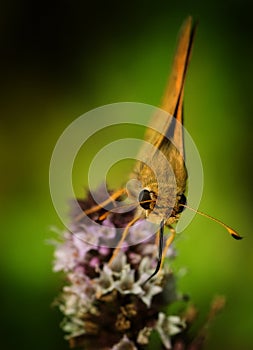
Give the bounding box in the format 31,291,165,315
178,193,187,213
139,189,152,210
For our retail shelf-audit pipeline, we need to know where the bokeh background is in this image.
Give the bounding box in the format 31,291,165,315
1,1,253,349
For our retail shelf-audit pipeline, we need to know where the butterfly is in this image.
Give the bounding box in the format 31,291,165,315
77,16,242,283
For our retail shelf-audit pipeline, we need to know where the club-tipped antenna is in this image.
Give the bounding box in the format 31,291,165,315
180,204,243,240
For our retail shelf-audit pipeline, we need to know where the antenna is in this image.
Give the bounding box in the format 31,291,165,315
180,204,243,240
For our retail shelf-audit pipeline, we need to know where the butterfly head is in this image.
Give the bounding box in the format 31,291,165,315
138,186,186,225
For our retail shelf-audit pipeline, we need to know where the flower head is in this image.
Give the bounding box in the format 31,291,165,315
53,188,188,349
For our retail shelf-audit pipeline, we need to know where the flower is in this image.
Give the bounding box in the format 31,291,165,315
52,188,197,349
156,313,185,349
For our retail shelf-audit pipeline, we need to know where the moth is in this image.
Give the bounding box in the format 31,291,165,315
78,16,242,282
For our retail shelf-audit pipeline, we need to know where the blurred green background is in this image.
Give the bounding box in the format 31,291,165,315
1,1,253,349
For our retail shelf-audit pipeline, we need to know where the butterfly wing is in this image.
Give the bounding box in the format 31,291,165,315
146,16,196,153
133,17,196,194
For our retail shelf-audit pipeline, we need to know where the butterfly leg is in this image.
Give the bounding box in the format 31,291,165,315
162,225,176,262
98,211,111,221
74,188,126,222
108,216,141,266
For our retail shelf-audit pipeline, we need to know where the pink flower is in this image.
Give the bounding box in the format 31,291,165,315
53,189,186,349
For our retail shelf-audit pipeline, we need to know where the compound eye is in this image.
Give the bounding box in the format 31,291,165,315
178,193,187,213
139,189,152,210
